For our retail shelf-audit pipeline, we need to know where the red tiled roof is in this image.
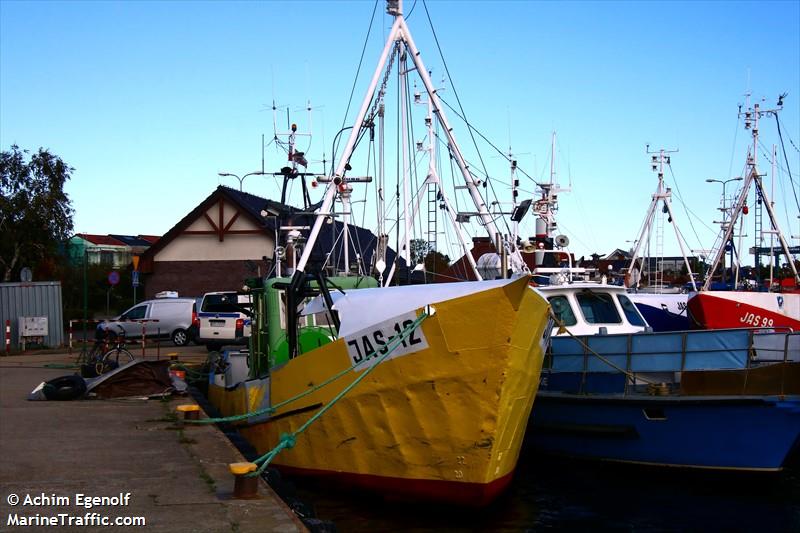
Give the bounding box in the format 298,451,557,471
76,233,127,246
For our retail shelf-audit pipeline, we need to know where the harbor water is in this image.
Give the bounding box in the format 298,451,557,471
294,446,800,531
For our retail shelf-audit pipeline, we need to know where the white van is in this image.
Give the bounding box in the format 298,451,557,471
197,291,252,351
99,295,199,346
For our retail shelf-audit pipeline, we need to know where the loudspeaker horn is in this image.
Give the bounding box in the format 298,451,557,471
521,239,536,253
555,234,570,247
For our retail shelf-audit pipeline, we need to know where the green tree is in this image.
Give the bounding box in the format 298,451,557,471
0,145,74,281
409,238,431,266
424,250,451,274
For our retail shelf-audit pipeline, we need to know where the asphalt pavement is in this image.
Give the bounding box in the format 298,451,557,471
0,349,304,532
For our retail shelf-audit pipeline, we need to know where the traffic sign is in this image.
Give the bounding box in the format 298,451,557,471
132,271,140,287
108,271,120,286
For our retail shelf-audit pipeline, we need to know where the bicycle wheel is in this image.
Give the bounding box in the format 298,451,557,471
77,341,104,366
96,348,135,375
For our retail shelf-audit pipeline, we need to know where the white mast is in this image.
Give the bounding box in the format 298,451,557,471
383,81,482,286
627,148,697,291
702,99,800,289
296,0,525,276
294,14,402,274
399,51,412,269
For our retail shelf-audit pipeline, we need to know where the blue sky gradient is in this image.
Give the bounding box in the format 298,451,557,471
2,0,798,261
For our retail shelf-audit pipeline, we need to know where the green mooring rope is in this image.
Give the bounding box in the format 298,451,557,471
246,312,429,477
187,312,429,427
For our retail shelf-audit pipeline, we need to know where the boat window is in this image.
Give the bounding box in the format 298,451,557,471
617,294,647,327
576,291,622,324
547,296,577,326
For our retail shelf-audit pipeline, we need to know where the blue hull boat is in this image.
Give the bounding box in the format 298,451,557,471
530,392,800,470
627,293,691,332
528,329,800,470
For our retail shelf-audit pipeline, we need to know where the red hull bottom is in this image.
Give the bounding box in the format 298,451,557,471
688,293,800,330
273,463,515,507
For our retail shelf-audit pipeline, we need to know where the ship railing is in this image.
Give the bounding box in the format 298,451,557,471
543,328,798,396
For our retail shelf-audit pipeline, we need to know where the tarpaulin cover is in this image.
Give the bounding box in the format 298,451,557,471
86,360,173,399
550,329,751,373
303,277,523,337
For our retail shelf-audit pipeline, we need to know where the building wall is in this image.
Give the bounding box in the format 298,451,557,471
154,233,273,261
154,200,274,261
143,260,268,299
0,281,64,350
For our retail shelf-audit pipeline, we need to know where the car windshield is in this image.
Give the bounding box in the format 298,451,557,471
202,294,247,313
617,294,647,326
576,291,622,324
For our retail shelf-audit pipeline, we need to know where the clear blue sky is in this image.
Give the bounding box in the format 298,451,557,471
2,0,798,263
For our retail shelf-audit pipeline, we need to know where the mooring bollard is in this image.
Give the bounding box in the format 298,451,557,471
229,462,259,498
176,404,201,422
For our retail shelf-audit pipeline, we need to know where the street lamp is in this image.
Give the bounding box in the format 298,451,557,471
218,171,265,192
706,177,743,284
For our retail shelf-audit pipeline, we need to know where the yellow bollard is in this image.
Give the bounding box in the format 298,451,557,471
176,404,201,421
229,462,259,498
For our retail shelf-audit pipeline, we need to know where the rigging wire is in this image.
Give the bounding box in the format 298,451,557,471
405,0,418,19
726,115,741,184
665,163,708,251
421,0,513,240
339,0,380,136
437,96,539,184
774,114,800,213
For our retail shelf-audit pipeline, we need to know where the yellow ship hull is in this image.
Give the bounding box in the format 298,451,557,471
208,276,549,506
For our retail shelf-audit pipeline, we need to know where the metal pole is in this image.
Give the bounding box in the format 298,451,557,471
399,52,412,268
398,17,525,272
295,17,404,274
83,249,88,347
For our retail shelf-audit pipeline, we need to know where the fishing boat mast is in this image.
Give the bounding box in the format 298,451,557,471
702,97,800,289
382,80,481,285
627,148,698,292
295,0,527,278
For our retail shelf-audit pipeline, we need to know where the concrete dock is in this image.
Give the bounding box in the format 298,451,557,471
0,348,305,532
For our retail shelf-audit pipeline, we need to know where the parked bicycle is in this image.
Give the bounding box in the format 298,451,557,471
79,324,135,376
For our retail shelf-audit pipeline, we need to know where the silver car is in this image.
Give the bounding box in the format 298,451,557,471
99,297,199,346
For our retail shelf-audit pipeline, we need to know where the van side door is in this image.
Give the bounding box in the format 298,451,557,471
120,303,150,337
